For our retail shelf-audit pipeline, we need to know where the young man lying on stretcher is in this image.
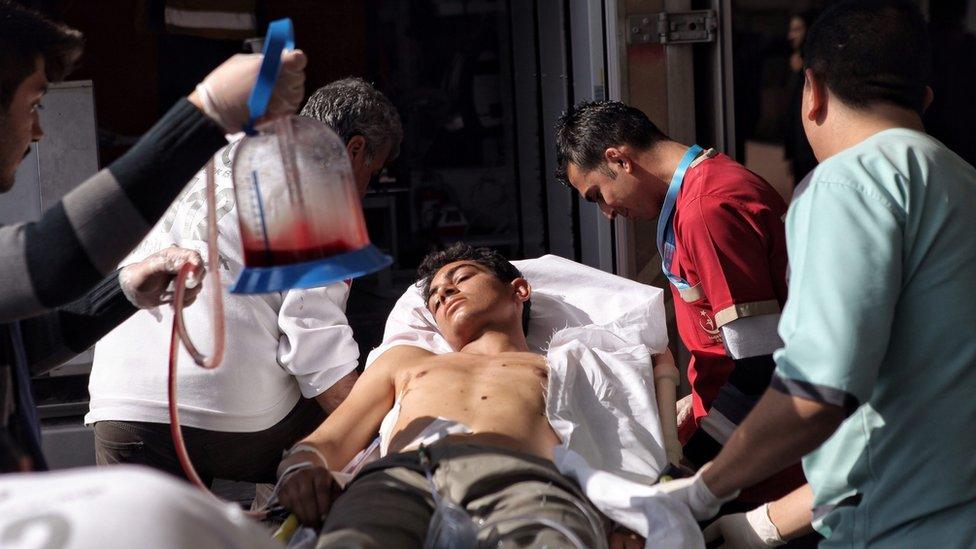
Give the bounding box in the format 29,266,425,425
276,244,682,548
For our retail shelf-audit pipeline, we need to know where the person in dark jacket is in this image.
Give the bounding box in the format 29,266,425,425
0,0,306,471
783,8,820,186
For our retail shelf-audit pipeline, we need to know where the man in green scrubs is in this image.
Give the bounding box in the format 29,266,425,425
660,1,976,546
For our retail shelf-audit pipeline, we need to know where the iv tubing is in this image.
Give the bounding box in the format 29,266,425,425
168,159,227,496
174,161,225,369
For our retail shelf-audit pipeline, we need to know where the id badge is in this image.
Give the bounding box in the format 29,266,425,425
663,241,677,273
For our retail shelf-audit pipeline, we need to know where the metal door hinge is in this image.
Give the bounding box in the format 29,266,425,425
627,10,717,45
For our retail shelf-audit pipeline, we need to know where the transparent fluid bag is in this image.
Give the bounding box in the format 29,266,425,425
230,115,391,293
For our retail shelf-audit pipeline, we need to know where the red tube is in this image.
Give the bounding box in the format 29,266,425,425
167,160,226,496
166,160,275,520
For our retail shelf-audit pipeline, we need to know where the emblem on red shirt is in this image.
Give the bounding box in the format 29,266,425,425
699,310,722,340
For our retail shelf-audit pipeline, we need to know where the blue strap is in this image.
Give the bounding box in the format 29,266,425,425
244,18,295,135
656,144,704,290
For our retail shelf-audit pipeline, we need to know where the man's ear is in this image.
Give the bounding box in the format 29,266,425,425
922,86,934,113
511,278,531,302
804,68,828,124
604,147,632,174
346,135,367,165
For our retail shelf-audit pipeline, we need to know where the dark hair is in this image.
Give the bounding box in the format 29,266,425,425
802,0,931,114
0,1,84,113
300,77,403,163
554,100,668,187
417,243,531,336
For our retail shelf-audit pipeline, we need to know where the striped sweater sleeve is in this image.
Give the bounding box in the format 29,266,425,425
0,98,226,322
20,271,137,376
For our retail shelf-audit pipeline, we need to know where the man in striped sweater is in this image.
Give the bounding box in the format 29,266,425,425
0,0,306,472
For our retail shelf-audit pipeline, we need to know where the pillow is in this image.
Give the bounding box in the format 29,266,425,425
365,254,667,366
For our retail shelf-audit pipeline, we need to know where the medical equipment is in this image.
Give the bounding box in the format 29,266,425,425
231,115,390,293
166,18,389,502
231,21,389,293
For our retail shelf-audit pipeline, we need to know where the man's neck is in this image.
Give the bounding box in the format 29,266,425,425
458,329,530,355
636,140,695,197
816,102,926,161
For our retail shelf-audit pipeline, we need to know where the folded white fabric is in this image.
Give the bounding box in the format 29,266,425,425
555,448,705,548
365,254,667,365
547,300,670,484
547,301,702,548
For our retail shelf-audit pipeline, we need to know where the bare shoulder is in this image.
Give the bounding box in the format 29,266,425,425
339,346,437,404
370,345,437,375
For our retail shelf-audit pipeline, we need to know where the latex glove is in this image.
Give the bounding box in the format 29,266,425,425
676,394,695,433
276,445,337,527
676,393,697,451
703,504,785,548
119,247,205,309
656,463,738,521
191,50,307,133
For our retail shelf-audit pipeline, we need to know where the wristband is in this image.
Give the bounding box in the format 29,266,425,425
691,463,740,518
745,503,786,546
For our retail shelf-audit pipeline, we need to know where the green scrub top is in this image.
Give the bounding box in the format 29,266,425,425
771,129,976,547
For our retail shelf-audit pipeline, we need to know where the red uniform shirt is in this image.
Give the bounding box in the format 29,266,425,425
670,152,799,502
669,153,789,423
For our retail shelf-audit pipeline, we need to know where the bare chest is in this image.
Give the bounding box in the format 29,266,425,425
397,356,548,397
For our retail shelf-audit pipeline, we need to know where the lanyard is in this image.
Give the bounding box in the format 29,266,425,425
656,144,704,290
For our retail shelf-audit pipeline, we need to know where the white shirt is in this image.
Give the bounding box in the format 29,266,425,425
86,143,359,432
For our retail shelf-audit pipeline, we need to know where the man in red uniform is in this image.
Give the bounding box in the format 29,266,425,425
554,101,805,511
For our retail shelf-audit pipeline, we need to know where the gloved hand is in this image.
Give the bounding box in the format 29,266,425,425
119,247,205,309
702,504,785,548
190,49,307,133
676,394,695,435
656,463,738,521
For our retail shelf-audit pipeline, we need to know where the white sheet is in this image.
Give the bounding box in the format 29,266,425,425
547,302,704,548
546,301,668,483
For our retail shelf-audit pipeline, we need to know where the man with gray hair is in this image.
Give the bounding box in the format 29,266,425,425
86,78,402,487
300,77,403,196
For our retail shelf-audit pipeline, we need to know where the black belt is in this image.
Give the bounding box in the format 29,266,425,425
353,449,426,482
